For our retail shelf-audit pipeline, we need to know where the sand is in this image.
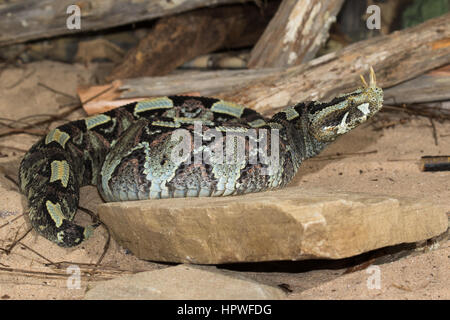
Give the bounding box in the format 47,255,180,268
0,61,448,300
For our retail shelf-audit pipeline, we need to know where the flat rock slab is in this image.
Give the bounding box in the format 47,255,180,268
97,187,448,264
84,265,286,300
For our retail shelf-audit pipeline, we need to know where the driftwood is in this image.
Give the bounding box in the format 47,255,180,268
80,70,450,121
116,65,450,105
0,0,253,47
77,13,450,116
384,70,450,105
119,69,277,97
384,101,450,120
106,2,278,80
81,67,450,119
77,13,450,117
220,12,450,114
248,0,344,68
78,68,277,113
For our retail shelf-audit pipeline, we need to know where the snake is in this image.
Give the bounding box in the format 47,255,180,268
19,68,383,247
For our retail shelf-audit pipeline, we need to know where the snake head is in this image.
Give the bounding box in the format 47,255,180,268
309,67,383,142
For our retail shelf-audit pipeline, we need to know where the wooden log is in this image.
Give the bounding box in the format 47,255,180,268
221,12,450,114
106,2,278,79
116,65,450,105
384,101,450,120
81,69,450,119
383,69,450,105
248,0,344,68
78,68,277,113
118,68,278,97
0,0,252,47
79,13,450,116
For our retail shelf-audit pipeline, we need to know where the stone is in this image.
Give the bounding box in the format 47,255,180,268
97,187,448,264
84,264,286,300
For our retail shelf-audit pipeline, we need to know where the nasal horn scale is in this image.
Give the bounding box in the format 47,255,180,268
359,66,376,88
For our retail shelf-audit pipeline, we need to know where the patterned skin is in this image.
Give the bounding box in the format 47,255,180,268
19,69,383,247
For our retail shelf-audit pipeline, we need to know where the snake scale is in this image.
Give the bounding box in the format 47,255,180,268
19,69,383,247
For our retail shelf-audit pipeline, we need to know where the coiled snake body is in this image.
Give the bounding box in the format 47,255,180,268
19,69,383,247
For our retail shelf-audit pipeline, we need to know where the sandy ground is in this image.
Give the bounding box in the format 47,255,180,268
0,61,448,300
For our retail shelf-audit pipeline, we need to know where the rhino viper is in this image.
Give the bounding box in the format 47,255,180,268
19,69,383,247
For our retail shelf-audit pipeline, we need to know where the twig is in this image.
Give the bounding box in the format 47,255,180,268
309,150,377,161
77,206,99,223
4,227,32,254
45,260,136,273
17,241,55,265
390,283,413,292
382,104,450,121
0,105,79,138
0,214,24,230
429,118,438,146
387,158,417,162
371,118,410,131
0,85,112,138
0,115,61,130
0,144,28,153
0,266,112,281
0,127,47,137
4,173,19,187
37,82,78,101
4,67,36,90
93,225,111,270
22,104,82,130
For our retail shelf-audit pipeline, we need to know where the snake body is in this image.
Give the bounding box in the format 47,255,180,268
19,71,383,247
